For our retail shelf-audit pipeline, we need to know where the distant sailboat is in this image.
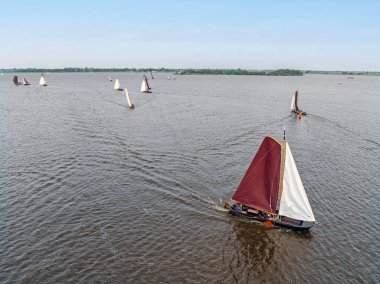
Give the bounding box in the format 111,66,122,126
225,135,315,230
39,75,47,86
114,78,122,91
141,75,152,93
167,74,176,80
125,88,135,109
150,71,154,79
13,75,21,85
23,77,30,85
108,74,113,82
290,90,306,115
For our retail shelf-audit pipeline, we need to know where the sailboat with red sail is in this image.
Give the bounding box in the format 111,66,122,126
13,75,21,85
225,135,315,230
291,90,307,115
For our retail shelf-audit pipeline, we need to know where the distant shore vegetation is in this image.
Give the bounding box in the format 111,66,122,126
0,67,379,76
179,69,303,76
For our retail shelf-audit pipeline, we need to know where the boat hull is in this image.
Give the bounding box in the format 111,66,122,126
292,110,307,115
226,201,313,230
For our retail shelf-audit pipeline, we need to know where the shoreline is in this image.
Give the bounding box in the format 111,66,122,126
1,68,379,76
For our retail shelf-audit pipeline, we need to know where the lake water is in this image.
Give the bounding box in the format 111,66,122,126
0,73,379,283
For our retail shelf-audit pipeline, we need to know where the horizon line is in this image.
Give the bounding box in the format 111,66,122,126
1,67,379,73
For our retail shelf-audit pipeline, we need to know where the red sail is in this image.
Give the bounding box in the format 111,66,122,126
294,91,300,112
232,137,282,213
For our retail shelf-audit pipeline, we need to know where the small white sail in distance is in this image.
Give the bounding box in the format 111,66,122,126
290,93,296,111
108,74,112,81
125,88,134,108
39,75,47,86
114,78,122,90
140,79,149,93
23,77,30,85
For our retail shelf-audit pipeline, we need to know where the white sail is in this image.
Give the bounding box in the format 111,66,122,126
141,79,148,92
279,143,315,222
114,78,121,90
109,75,112,81
290,93,295,111
125,88,133,108
39,76,47,86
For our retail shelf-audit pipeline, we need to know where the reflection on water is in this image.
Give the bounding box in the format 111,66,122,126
0,73,379,283
224,217,313,282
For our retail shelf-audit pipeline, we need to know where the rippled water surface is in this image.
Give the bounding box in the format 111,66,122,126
1,73,379,283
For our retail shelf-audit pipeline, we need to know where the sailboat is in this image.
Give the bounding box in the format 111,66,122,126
290,90,306,115
125,88,135,109
108,74,113,82
23,77,30,85
141,75,152,93
13,75,21,85
150,71,154,79
224,134,315,230
114,78,122,91
39,75,47,86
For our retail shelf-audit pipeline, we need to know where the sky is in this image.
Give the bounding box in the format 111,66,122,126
0,0,379,70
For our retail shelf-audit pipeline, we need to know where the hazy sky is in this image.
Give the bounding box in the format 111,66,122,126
1,0,379,70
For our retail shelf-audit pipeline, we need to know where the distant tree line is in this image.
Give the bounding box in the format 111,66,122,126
304,70,380,75
0,67,179,73
1,67,378,76
179,68,303,76
0,67,302,76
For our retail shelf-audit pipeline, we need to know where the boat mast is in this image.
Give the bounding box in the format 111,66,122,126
275,128,287,213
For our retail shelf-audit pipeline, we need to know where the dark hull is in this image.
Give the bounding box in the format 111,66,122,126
227,205,313,230
292,110,307,115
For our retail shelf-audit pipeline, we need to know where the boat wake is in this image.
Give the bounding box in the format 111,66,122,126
310,114,379,149
201,198,228,212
